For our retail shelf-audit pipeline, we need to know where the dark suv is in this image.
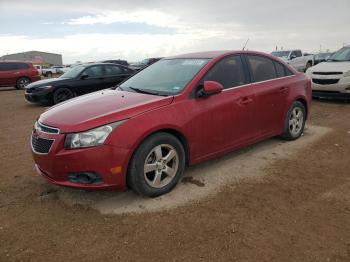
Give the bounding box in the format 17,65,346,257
0,61,41,89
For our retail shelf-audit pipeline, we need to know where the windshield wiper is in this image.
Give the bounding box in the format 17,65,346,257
127,87,160,96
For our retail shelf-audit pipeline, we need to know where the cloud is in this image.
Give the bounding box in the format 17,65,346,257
0,0,349,63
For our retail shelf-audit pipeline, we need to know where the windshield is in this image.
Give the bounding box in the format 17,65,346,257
60,65,85,78
119,58,210,95
271,51,290,58
328,47,350,62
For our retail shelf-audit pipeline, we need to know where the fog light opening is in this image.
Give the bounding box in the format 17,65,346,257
68,172,103,185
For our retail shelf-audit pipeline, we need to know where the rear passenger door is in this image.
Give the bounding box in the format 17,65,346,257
244,55,292,137
103,65,131,88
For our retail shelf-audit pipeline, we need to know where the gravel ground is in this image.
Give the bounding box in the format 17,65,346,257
0,88,350,262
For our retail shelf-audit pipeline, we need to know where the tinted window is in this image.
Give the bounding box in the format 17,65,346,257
16,63,30,70
292,50,302,57
105,65,122,76
274,61,285,77
246,55,277,82
203,56,247,89
0,63,17,71
83,66,103,77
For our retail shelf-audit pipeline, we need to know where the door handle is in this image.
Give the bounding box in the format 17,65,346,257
279,87,288,93
238,96,253,106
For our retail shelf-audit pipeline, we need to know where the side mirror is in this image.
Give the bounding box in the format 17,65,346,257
290,55,297,60
197,81,223,97
81,74,89,80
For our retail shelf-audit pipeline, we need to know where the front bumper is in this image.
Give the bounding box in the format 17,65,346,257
311,75,350,99
31,131,130,191
25,88,52,104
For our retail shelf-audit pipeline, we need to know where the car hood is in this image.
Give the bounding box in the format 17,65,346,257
309,61,350,73
39,90,174,133
25,77,70,88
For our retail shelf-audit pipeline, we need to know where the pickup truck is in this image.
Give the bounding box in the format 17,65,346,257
271,50,314,72
42,66,64,77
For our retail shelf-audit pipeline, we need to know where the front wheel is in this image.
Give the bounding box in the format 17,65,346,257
53,88,74,104
127,132,186,197
281,101,306,140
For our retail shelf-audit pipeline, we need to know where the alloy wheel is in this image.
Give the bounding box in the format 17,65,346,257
144,144,179,189
289,107,304,136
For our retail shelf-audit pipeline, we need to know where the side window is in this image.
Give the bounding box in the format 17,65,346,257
0,63,8,71
203,56,247,89
83,66,104,77
273,61,294,77
16,63,30,70
274,61,286,77
292,50,302,58
246,55,277,82
105,65,122,76
0,63,17,71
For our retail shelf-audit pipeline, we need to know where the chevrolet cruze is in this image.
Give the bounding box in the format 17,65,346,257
31,51,311,197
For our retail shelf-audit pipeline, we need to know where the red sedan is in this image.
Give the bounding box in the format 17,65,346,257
31,51,311,197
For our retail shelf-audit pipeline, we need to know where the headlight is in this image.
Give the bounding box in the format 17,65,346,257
38,85,54,89
64,120,126,149
344,71,350,77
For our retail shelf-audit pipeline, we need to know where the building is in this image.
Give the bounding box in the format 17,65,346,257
0,51,63,66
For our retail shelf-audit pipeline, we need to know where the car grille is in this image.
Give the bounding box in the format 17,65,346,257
31,135,54,154
313,72,343,75
312,78,340,85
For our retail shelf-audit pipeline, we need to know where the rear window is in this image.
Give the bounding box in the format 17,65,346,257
246,55,277,82
0,63,29,71
273,61,294,77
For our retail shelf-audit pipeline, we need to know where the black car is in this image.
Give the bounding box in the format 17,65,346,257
25,63,134,105
314,52,334,65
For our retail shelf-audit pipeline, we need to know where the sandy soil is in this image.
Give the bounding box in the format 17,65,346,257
0,88,350,262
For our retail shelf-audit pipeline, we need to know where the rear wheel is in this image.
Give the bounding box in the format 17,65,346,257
281,101,306,140
53,88,74,104
127,132,186,197
46,72,53,78
16,77,31,89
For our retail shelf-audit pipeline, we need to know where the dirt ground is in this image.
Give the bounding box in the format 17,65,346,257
0,87,350,262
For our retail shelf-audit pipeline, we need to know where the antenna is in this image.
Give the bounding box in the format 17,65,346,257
242,38,250,50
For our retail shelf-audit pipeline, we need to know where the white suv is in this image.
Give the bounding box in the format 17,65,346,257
306,46,350,99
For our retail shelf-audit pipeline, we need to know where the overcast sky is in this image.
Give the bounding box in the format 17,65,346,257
0,0,349,64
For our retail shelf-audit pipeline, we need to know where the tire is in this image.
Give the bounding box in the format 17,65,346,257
305,62,312,72
16,77,31,89
53,88,74,104
46,72,53,78
127,132,186,197
281,101,306,141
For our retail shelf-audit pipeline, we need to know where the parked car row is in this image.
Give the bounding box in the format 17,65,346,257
30,50,311,197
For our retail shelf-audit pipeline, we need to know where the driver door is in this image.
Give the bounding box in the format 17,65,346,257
185,55,256,161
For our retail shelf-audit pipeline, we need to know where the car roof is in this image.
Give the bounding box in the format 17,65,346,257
81,62,131,69
0,60,32,64
165,50,276,60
